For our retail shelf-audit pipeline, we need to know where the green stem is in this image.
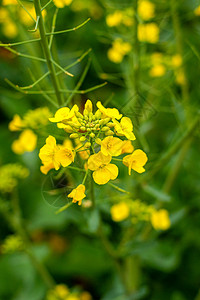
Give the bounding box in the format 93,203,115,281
33,0,64,106
90,171,95,207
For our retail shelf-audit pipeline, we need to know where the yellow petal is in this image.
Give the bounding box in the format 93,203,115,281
105,164,118,180
49,107,70,122
93,167,111,185
88,151,111,170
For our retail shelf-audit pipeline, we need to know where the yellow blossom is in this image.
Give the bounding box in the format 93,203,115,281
97,101,122,119
55,147,75,168
138,0,155,21
149,64,166,77
171,54,182,67
2,0,17,5
151,209,170,230
121,140,134,154
138,23,159,43
194,5,200,16
84,99,93,114
49,105,78,124
12,129,37,154
2,20,18,38
107,48,124,63
101,136,124,156
53,0,72,8
68,184,86,205
106,11,123,27
40,163,54,175
123,149,148,175
107,38,132,63
9,114,24,131
113,117,136,140
111,202,130,222
88,151,118,185
39,136,60,170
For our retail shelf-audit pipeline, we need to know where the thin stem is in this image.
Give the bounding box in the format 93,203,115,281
33,0,64,105
45,18,91,36
49,8,59,50
0,38,41,47
90,171,95,207
108,183,130,194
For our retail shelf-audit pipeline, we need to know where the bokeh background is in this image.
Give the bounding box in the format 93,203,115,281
0,0,200,299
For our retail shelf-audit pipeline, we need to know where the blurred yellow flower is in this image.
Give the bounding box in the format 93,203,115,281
2,20,18,38
53,0,72,8
175,69,186,85
106,11,123,27
123,149,148,175
2,0,17,5
80,291,92,300
138,0,155,21
171,54,182,67
138,23,159,43
97,101,122,119
1,235,23,253
9,114,24,131
107,38,132,63
88,151,118,185
12,129,37,154
39,135,60,170
151,209,170,230
194,5,200,16
113,117,136,140
149,64,166,77
84,99,93,114
111,202,130,222
68,184,86,205
101,136,124,156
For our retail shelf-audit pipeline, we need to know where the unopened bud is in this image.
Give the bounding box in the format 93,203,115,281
80,136,86,142
95,138,101,144
75,112,83,119
101,126,110,132
86,128,91,132
95,110,101,119
103,118,110,125
85,142,91,148
70,133,79,139
107,122,114,128
80,126,86,131
105,130,114,136
90,133,95,138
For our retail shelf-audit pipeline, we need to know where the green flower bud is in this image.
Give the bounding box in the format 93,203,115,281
75,112,83,119
105,130,114,136
107,122,114,128
85,142,91,148
87,128,91,132
103,118,110,125
95,110,101,119
84,115,88,121
80,126,86,131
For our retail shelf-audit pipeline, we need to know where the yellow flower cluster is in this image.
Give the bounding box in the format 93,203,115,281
138,0,155,21
0,163,29,193
111,200,170,230
9,107,52,155
107,38,132,63
106,9,134,27
0,2,46,38
39,100,147,205
138,23,159,43
53,0,72,9
46,284,92,300
1,235,24,253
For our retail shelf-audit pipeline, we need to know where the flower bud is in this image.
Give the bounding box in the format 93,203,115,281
107,122,114,128
90,133,95,138
105,130,114,136
70,133,79,139
80,126,86,131
75,112,83,119
86,128,91,132
85,142,91,148
103,118,110,125
101,126,110,132
95,110,101,119
80,136,86,142
95,138,101,144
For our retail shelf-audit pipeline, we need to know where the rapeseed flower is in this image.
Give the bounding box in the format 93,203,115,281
110,202,130,221
123,149,148,174
138,23,159,43
39,136,60,170
138,0,155,21
151,209,171,230
107,38,132,63
113,117,136,140
53,0,72,8
101,136,124,156
68,184,86,205
12,129,37,154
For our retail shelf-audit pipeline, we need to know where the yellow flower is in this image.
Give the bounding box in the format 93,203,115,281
40,163,54,175
2,0,17,5
151,209,170,230
138,23,159,43
23,107,52,129
88,151,118,185
19,5,46,26
9,114,24,131
12,129,37,154
121,140,134,154
194,5,200,16
107,48,124,63
55,147,75,167
101,136,124,156
111,202,130,222
113,117,136,140
53,0,72,8
2,20,18,38
149,64,166,77
107,38,132,63
106,11,123,27
39,136,60,170
171,54,182,68
68,184,86,205
123,149,148,175
49,105,78,124
138,0,155,21
96,101,122,119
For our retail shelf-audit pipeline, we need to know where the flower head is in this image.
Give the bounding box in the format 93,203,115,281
138,0,155,21
138,23,159,43
113,117,136,140
53,0,72,8
12,129,37,154
101,136,124,156
88,151,118,185
68,184,86,205
49,105,78,124
9,114,24,131
97,101,122,119
123,149,148,175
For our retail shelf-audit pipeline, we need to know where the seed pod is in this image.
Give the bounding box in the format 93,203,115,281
80,136,86,142
70,133,79,139
90,133,95,138
101,126,110,132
